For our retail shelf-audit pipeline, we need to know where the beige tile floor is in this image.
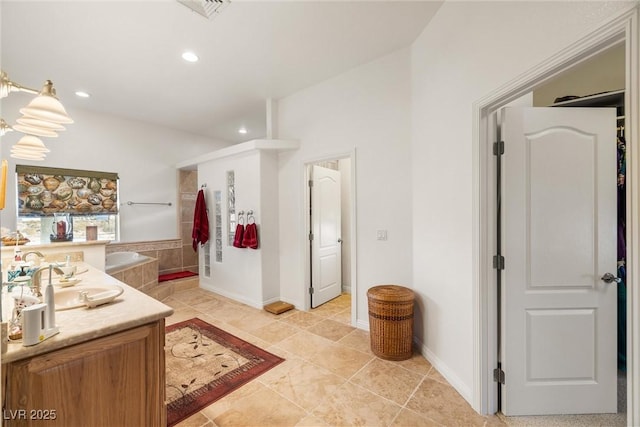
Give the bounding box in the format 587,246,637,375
164,288,504,427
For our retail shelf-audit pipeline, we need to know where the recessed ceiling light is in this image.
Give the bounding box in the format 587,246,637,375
182,51,199,63
238,127,248,134
75,91,90,98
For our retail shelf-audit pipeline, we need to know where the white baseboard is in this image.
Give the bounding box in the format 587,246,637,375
414,338,473,404
356,320,472,404
198,282,262,309
199,282,303,311
356,318,369,331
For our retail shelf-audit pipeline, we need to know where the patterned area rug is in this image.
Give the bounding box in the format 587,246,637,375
165,318,284,426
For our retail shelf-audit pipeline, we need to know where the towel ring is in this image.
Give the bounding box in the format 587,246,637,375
247,210,255,224
237,211,245,225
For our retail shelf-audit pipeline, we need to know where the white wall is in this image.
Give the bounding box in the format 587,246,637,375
260,151,281,304
410,0,633,402
198,151,264,307
0,97,230,242
277,48,413,324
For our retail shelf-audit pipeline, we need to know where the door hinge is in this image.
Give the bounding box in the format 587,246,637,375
493,255,505,270
309,287,314,295
308,179,313,187
493,367,505,384
493,141,505,156
309,232,314,241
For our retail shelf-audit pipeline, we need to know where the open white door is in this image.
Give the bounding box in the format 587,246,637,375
501,107,617,415
311,165,342,308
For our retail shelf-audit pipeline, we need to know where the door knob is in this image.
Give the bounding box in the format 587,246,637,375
337,238,343,243
600,272,621,284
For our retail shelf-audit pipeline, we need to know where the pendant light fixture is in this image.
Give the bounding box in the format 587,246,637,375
0,70,73,155
10,135,50,161
19,80,74,124
1,69,73,159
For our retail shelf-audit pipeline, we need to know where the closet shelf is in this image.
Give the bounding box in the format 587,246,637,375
550,89,624,108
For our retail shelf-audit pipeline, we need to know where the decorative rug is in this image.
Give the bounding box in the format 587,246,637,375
159,271,198,282
165,318,284,426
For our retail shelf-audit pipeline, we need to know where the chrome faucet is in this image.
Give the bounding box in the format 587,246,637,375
31,265,64,297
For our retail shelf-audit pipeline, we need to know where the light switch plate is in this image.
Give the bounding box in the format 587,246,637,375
376,230,387,241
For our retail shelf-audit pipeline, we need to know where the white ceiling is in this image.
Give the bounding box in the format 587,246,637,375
1,1,442,143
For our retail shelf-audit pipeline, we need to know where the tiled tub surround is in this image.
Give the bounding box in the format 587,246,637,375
107,239,198,276
107,256,160,298
107,239,199,300
108,259,198,301
105,251,151,274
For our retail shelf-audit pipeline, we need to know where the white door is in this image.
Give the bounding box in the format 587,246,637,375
311,165,342,308
501,107,617,415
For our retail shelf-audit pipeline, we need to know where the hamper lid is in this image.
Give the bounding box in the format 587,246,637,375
367,284,414,302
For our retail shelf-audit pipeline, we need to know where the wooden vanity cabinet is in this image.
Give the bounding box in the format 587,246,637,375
3,320,166,427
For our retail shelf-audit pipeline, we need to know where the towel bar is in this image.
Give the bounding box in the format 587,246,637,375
126,201,172,206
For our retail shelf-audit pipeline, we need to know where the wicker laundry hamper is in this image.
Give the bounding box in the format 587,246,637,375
367,285,415,361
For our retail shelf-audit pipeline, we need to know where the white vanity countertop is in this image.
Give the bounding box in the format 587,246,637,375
2,262,173,363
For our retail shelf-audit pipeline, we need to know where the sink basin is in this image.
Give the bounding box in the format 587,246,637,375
55,285,124,311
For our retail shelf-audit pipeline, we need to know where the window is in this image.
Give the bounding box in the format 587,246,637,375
15,165,119,243
17,214,119,244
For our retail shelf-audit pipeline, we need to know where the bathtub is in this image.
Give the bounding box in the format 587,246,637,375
105,251,151,274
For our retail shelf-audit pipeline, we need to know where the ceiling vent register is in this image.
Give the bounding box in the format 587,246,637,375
177,0,231,19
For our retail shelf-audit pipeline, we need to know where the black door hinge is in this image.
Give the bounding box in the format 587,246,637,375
493,367,505,384
493,141,505,156
493,255,505,270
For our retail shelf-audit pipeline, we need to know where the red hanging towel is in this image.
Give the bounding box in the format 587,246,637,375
242,223,259,249
192,189,210,251
233,223,245,248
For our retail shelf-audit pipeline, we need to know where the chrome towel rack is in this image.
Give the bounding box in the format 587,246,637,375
126,201,172,206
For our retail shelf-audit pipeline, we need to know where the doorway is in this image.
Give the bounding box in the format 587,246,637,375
472,5,638,424
496,44,626,422
498,105,622,421
303,153,357,323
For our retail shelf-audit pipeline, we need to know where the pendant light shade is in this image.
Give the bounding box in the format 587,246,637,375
19,80,74,124
10,135,50,161
10,147,47,160
10,151,46,161
14,135,51,152
17,116,66,131
12,122,59,137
